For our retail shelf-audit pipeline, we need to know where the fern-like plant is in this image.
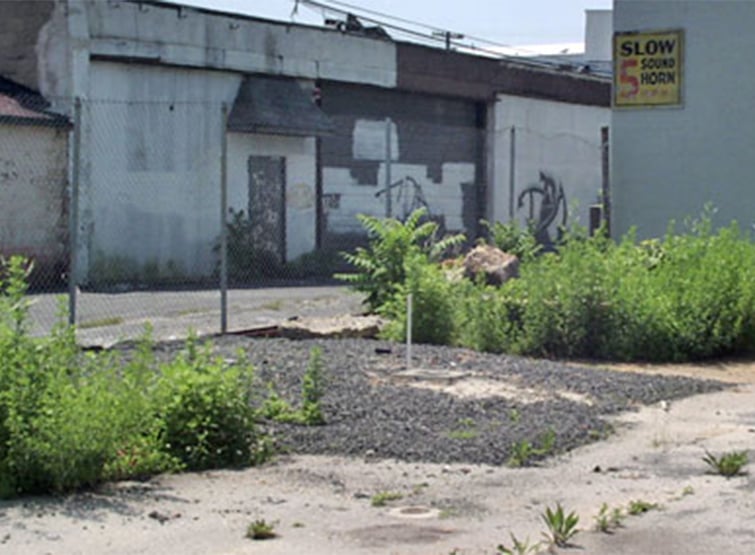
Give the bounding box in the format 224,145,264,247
337,208,464,312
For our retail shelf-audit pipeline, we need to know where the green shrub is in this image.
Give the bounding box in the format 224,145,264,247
379,252,458,345
454,279,523,354
514,229,617,359
154,335,258,471
482,219,541,263
1,260,265,497
337,207,464,312
346,208,753,362
462,212,755,362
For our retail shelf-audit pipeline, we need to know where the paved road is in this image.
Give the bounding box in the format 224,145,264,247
27,285,365,347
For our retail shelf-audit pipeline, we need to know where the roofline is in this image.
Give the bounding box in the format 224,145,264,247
128,0,609,81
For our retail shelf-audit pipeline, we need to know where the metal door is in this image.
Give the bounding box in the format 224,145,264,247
248,155,286,264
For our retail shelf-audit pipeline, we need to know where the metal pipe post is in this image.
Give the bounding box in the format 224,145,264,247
601,126,611,237
68,98,82,326
406,293,412,370
220,103,229,334
508,126,516,220
385,117,392,218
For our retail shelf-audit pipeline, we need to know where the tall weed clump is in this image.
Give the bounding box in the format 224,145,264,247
154,335,258,471
340,208,754,361
454,279,524,354
473,213,755,362
379,252,458,345
627,217,755,360
337,208,464,312
0,257,262,498
513,229,618,359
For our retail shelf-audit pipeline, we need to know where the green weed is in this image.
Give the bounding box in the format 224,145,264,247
246,519,277,540
482,219,541,263
541,503,579,547
496,533,543,555
594,503,625,533
703,449,749,477
507,430,557,467
370,491,403,507
627,499,661,515
350,206,755,362
447,417,479,440
259,346,326,425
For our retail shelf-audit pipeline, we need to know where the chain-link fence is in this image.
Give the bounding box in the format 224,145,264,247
2,86,608,345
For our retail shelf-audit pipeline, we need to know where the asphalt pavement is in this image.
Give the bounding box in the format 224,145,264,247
26,285,365,347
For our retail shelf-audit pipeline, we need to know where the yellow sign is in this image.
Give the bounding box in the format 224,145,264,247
613,30,683,108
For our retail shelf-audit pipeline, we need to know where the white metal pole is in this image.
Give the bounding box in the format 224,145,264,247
406,293,412,370
385,117,392,218
508,126,516,220
220,103,229,334
68,97,82,326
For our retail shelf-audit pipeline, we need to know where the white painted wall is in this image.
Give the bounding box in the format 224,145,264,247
82,62,318,282
612,0,755,239
489,94,609,237
0,124,67,273
84,61,239,282
228,133,317,261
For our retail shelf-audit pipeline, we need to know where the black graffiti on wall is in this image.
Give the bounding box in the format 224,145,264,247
517,171,567,247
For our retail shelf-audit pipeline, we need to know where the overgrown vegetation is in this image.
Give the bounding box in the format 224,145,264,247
0,256,327,498
340,206,755,362
337,208,464,313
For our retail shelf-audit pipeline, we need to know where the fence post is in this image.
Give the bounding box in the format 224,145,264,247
220,103,228,334
508,125,516,220
601,126,611,237
68,97,82,326
385,117,392,218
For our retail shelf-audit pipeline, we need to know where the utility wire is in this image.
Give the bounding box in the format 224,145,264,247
295,0,590,70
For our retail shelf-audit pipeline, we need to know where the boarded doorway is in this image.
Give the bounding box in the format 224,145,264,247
248,155,286,264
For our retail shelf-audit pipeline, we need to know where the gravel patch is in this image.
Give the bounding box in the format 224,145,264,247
150,336,728,467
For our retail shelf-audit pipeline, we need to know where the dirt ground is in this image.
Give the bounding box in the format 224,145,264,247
1,358,754,555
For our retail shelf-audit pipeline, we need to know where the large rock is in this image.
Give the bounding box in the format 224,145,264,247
462,245,520,286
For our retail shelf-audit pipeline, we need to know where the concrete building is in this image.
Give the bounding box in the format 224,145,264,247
0,77,70,285
612,0,755,238
0,0,611,284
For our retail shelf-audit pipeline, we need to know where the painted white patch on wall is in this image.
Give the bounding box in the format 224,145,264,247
323,161,473,235
352,119,398,161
